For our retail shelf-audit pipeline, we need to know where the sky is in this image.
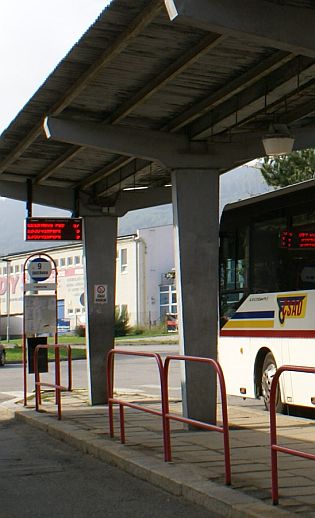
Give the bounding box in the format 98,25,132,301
0,0,111,248
0,0,111,135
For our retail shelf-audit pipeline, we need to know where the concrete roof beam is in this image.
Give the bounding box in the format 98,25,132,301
165,0,315,58
43,116,245,170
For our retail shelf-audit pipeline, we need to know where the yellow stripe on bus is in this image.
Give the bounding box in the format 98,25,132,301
224,320,274,329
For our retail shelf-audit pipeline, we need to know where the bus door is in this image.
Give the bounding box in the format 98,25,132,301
285,255,315,406
280,341,294,406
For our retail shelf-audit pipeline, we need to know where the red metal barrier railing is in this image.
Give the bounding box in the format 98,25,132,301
164,355,231,485
107,349,170,460
34,344,72,420
270,365,315,505
164,355,231,486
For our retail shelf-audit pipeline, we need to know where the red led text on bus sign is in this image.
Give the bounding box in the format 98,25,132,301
25,218,82,241
280,230,315,249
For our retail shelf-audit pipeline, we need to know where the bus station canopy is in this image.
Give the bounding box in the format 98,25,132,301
1,0,315,216
2,0,315,417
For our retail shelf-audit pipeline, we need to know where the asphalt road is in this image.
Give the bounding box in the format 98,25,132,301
0,343,264,411
0,411,221,518
0,344,181,400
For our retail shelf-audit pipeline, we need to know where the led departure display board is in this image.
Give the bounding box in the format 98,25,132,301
25,218,82,241
280,230,315,250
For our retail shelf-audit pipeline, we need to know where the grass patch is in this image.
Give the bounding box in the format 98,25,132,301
4,335,85,348
120,324,169,338
3,329,178,362
5,345,86,363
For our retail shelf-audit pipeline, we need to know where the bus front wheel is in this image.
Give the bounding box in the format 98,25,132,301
261,352,283,412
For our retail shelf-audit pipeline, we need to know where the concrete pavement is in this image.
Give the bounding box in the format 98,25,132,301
2,390,315,517
0,409,217,518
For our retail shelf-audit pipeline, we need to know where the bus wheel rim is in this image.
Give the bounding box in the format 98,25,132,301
262,362,276,405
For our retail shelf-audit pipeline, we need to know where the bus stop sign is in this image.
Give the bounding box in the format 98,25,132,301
27,258,52,282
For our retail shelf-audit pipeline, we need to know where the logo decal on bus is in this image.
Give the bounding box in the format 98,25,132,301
276,294,307,325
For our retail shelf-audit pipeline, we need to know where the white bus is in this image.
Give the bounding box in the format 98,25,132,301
219,180,315,414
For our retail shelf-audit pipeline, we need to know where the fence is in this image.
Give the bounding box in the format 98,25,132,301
107,349,231,480
270,364,315,505
164,355,231,485
107,349,169,459
34,343,72,420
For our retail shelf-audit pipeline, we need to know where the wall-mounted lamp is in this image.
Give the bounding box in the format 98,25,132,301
262,125,294,156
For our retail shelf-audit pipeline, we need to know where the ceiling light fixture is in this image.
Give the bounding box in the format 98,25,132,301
262,124,294,156
123,186,148,191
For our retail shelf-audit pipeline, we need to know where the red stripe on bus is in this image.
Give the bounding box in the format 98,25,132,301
220,329,315,338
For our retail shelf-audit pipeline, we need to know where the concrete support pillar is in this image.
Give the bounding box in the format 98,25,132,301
83,215,117,405
171,168,220,424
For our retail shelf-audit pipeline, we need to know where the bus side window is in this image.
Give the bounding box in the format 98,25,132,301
220,232,236,291
219,228,248,320
252,217,286,293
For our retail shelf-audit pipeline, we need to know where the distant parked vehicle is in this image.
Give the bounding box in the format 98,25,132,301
0,344,6,367
166,313,178,333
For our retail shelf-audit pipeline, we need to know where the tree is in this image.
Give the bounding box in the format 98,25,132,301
75,306,130,337
260,149,315,187
114,306,130,336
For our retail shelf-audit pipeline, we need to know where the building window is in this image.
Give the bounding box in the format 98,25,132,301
60,258,65,267
160,284,177,322
57,299,65,320
15,265,20,273
120,248,127,273
160,291,169,306
67,257,73,266
74,255,80,265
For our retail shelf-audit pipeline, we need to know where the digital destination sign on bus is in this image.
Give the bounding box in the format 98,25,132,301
25,218,82,241
280,230,315,249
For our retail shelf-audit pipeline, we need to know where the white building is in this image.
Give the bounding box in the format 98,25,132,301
0,225,175,337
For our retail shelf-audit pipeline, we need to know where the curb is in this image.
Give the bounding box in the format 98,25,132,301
9,405,293,518
115,339,179,346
